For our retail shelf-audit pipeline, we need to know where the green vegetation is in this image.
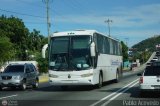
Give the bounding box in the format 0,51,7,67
0,15,48,73
0,37,14,66
121,41,128,62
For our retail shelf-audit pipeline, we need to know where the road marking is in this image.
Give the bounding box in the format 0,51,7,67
90,78,139,106
0,94,17,100
101,81,138,106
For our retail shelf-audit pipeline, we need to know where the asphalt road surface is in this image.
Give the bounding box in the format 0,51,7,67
0,68,160,106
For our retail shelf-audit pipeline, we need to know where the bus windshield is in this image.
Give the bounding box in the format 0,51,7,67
49,35,92,71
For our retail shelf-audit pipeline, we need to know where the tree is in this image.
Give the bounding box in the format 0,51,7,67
28,29,47,52
0,37,14,66
0,15,29,60
121,41,128,62
0,15,48,73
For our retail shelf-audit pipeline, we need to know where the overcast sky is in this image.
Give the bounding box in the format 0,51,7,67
0,0,160,47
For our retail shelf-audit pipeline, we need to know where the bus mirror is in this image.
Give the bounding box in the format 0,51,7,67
90,42,96,57
42,44,48,58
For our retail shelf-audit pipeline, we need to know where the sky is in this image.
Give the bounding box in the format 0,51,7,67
0,0,160,47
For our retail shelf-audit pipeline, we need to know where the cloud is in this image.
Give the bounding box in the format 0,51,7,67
54,3,160,27
53,3,160,46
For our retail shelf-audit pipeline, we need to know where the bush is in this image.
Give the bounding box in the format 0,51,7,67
36,57,48,73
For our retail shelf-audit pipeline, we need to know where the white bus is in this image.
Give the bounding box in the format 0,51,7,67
46,30,123,88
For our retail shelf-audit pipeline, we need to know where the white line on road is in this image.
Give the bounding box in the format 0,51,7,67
90,78,139,106
0,94,18,100
101,81,139,106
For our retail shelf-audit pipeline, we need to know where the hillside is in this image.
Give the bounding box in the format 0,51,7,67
132,35,160,52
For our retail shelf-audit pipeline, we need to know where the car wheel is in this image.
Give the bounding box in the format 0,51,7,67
97,73,103,88
33,79,39,89
20,80,27,90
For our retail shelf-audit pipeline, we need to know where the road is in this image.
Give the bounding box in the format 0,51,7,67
0,68,160,106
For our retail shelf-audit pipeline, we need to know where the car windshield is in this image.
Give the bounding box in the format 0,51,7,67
4,65,24,73
144,66,160,76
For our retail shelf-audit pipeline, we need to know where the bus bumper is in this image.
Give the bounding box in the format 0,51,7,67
49,77,94,86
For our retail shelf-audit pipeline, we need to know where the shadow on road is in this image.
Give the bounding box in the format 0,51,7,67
36,85,95,92
0,86,35,92
136,91,160,98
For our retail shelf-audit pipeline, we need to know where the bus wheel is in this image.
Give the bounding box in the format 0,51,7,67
114,71,119,83
97,74,103,88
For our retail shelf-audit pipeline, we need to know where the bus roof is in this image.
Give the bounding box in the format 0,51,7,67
51,29,119,42
52,30,96,37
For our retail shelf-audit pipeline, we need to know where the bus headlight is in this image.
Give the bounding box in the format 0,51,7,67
81,73,93,77
49,74,58,78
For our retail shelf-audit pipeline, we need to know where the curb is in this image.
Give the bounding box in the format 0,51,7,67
39,75,49,83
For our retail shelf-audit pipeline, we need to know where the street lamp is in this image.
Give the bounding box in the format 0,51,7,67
104,19,113,36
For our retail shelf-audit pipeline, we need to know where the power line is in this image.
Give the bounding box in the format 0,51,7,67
24,21,47,24
16,0,69,19
15,0,84,24
15,0,45,9
0,8,46,19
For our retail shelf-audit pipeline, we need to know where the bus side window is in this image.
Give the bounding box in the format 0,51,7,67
97,34,103,54
109,39,113,55
104,37,110,54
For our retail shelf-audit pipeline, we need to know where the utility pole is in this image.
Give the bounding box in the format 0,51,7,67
42,0,52,44
104,19,113,37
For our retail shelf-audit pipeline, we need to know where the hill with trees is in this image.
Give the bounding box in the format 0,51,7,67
132,35,160,52
131,35,160,63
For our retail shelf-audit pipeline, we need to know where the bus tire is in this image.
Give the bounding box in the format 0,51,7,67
114,71,119,83
97,73,103,88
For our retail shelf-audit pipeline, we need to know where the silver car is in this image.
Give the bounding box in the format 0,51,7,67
0,63,39,90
